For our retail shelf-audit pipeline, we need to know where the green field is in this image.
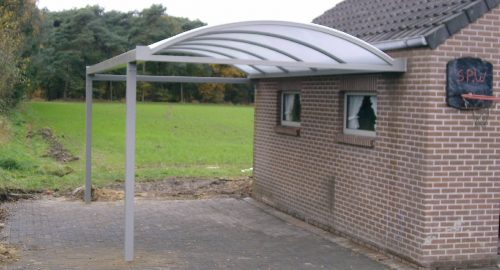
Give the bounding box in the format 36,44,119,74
0,102,254,191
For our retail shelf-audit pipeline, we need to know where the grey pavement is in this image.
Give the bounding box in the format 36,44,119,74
0,197,496,270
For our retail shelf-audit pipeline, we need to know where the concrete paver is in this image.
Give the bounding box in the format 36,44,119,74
0,197,497,270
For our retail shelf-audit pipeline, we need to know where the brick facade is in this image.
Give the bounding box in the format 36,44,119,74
252,5,500,268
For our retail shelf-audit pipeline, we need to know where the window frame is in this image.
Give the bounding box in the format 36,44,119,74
280,91,301,127
343,92,377,137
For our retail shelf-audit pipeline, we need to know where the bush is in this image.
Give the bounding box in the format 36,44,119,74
0,158,22,170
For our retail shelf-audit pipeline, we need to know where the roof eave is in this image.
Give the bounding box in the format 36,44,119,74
372,36,428,51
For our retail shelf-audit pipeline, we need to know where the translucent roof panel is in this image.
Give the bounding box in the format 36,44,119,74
181,40,298,62
88,21,406,77
188,33,337,63
146,21,401,77
224,25,386,64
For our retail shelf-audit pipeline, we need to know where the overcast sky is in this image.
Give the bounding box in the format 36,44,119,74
37,0,342,26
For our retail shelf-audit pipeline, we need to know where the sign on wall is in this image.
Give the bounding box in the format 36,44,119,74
446,57,493,109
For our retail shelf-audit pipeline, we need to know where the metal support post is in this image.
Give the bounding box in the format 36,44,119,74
85,73,92,204
124,62,137,261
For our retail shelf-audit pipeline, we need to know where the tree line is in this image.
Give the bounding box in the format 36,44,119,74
0,0,39,112
0,1,254,112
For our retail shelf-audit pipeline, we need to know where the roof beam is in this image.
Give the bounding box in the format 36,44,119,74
87,50,137,75
92,74,251,84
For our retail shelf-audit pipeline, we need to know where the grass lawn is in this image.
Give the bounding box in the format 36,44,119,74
0,102,254,191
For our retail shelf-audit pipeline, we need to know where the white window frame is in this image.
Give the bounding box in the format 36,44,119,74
343,92,377,137
281,91,301,127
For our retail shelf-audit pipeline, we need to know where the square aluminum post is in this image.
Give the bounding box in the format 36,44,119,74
85,73,92,204
124,62,137,261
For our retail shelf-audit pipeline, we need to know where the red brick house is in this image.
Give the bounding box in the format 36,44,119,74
252,0,500,268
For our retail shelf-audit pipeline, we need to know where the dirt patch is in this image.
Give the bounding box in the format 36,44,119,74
133,177,253,200
26,128,79,163
0,243,18,264
71,177,253,201
71,186,124,202
95,188,125,201
0,189,35,202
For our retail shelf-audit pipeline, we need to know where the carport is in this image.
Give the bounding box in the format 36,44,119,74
84,20,407,261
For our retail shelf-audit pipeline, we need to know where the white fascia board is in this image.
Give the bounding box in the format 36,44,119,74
249,68,384,79
86,49,137,75
249,58,407,79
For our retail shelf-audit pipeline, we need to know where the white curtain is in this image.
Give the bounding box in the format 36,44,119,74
347,95,363,129
284,94,295,121
370,96,377,116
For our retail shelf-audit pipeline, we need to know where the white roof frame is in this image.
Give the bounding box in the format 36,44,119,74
84,20,407,263
86,20,406,78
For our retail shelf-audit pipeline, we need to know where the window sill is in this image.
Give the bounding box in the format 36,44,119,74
335,133,375,148
274,125,300,137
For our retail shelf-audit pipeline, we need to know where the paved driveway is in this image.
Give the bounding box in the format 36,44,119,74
2,197,405,270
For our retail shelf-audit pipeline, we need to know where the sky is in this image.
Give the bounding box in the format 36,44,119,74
36,0,343,26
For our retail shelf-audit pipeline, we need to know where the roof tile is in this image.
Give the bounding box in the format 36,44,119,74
313,0,499,49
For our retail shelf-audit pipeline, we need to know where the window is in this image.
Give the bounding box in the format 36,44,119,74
344,92,377,137
281,92,301,127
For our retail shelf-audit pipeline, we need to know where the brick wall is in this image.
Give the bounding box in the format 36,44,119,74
416,5,500,268
252,5,500,268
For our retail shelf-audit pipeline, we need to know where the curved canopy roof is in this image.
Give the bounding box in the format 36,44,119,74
84,21,407,262
87,21,406,79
